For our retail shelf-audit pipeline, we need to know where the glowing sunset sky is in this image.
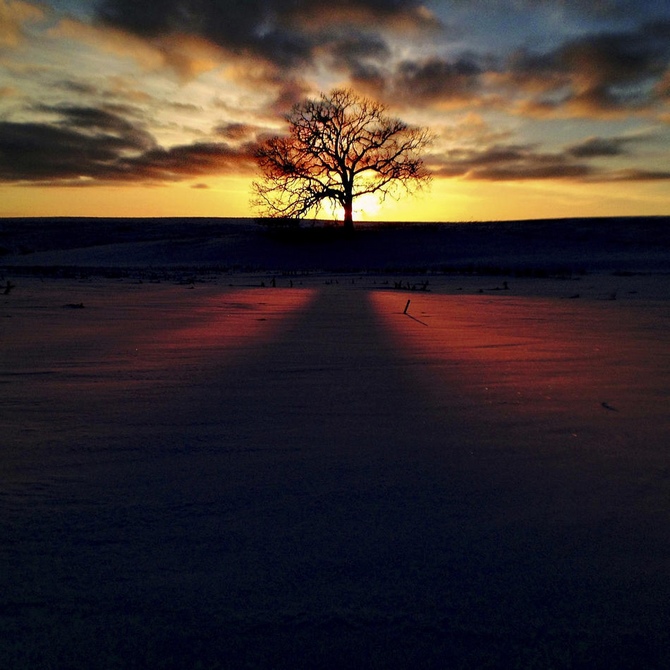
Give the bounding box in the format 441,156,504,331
1,0,669,221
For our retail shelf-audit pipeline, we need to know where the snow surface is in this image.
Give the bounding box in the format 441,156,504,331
1,220,670,668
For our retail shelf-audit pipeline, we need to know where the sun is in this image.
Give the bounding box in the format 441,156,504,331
353,193,383,220
326,193,384,222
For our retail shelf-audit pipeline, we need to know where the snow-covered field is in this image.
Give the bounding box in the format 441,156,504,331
2,219,670,668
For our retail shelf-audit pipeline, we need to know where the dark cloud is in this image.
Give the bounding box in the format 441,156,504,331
323,30,391,78
593,168,670,181
56,79,100,96
44,104,154,141
566,136,631,158
7,2,668,192
559,23,670,87
350,17,669,115
124,141,257,181
214,122,258,141
429,138,670,183
0,121,132,182
428,143,590,180
168,101,202,112
501,20,670,116
96,0,303,69
501,49,569,93
559,0,668,20
467,146,592,180
446,0,665,20
393,56,482,103
95,0,439,70
93,0,668,120
0,106,257,185
268,78,313,114
354,55,485,107
467,162,593,181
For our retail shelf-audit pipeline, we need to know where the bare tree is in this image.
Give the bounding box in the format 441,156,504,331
252,89,432,230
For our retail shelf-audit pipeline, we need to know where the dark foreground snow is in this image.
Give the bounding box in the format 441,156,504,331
2,269,670,669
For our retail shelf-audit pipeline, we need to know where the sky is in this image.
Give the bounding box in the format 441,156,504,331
1,0,669,221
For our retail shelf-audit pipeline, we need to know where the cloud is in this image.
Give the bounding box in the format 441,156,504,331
49,17,226,80
0,0,44,48
488,49,568,95
214,122,259,141
466,162,593,181
446,0,660,20
318,30,391,79
288,1,441,33
5,0,668,194
430,135,670,183
347,18,669,116
124,141,257,181
55,79,101,96
66,7,317,118
94,0,440,73
566,136,632,158
0,105,155,182
655,70,670,98
78,1,669,124
437,112,514,147
391,56,483,104
497,20,670,118
592,168,670,181
428,143,591,180
0,120,137,182
560,23,669,88
48,17,168,70
46,104,153,139
266,78,314,116
0,105,257,185
353,54,489,110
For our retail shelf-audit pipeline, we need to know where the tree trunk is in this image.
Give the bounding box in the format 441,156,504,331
342,192,354,231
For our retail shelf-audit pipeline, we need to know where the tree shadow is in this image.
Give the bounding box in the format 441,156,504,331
3,286,669,669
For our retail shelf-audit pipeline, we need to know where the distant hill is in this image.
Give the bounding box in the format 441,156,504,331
1,216,668,275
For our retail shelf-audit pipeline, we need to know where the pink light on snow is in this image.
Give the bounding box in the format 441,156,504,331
131,288,317,374
369,291,670,450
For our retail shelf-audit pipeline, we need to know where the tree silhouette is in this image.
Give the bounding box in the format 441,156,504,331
252,89,432,230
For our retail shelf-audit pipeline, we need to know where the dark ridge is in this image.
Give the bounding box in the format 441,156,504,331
1,216,668,275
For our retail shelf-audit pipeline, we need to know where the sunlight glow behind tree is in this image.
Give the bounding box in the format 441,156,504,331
252,89,432,230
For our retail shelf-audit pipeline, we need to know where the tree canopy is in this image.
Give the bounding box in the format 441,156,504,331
252,89,432,230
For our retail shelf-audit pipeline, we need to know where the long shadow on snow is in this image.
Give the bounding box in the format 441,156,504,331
3,287,668,670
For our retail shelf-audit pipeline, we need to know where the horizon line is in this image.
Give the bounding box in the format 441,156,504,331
1,215,668,224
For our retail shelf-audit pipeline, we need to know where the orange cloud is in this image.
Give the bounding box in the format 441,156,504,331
49,19,224,81
293,3,441,34
655,70,670,98
0,0,44,48
49,18,166,69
